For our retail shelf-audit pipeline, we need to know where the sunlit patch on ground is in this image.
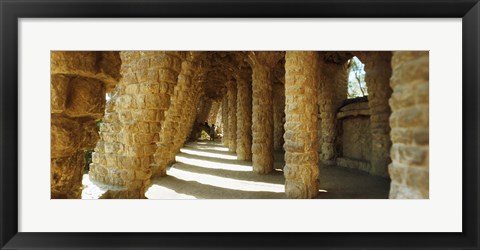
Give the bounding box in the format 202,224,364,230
167,167,284,193
175,155,252,172
179,148,238,160
145,185,197,199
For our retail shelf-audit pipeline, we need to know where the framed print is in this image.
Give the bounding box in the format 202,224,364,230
1,0,479,249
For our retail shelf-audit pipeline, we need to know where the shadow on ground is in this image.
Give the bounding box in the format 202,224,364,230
146,140,390,199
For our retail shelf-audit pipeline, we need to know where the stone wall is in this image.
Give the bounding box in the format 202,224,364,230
89,51,184,198
357,52,393,177
51,51,120,199
336,101,372,172
388,51,429,198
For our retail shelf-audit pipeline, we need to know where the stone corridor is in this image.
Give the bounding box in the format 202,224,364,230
83,139,389,199
52,51,429,200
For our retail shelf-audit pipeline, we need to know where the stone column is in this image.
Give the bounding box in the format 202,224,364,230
50,51,120,199
317,55,348,166
226,80,237,152
361,52,393,177
207,101,220,125
389,51,429,198
215,101,223,130
235,67,253,160
151,52,200,177
283,51,320,199
248,52,281,174
273,83,286,151
222,94,229,146
89,51,184,198
197,97,213,124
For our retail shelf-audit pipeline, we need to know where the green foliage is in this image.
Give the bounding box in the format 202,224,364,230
347,57,368,99
95,119,103,132
200,130,210,140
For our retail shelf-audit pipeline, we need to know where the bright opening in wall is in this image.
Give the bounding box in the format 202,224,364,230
347,56,368,99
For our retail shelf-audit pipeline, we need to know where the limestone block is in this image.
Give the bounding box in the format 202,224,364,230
51,74,70,113
51,51,97,76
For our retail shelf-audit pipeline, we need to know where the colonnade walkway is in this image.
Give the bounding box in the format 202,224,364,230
144,140,390,199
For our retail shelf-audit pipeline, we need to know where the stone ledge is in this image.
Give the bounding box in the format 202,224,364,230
336,157,371,172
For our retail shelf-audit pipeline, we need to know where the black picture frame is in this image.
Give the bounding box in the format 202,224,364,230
1,0,479,249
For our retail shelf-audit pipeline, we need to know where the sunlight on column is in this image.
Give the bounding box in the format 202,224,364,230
175,155,252,172
180,148,237,160
168,168,285,193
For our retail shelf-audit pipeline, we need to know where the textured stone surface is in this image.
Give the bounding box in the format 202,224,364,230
388,51,429,199
226,80,237,152
283,51,319,199
273,83,285,151
358,52,393,177
89,51,184,198
152,52,201,177
207,101,220,126
221,94,229,146
51,50,428,200
317,54,349,166
50,51,119,199
341,116,372,162
248,52,282,174
235,68,253,160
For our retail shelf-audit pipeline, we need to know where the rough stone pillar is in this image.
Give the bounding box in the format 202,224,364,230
226,80,238,152
235,68,253,160
151,52,200,177
207,101,220,125
361,52,393,177
222,94,229,146
215,101,223,130
317,55,348,166
283,51,320,199
50,51,120,199
248,52,281,174
273,83,286,151
197,97,213,124
89,51,184,198
389,51,429,198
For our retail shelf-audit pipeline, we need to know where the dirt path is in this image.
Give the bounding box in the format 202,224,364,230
146,140,390,199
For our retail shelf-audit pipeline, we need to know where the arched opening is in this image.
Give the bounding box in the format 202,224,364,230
347,56,368,98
